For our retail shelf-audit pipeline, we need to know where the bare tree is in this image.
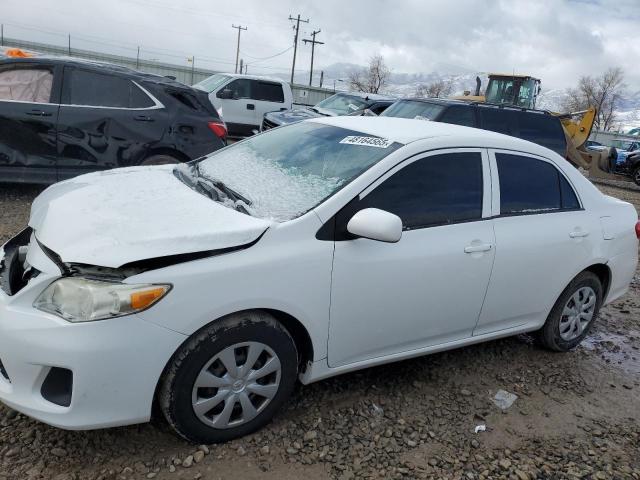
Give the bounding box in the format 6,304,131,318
348,55,390,94
415,78,454,98
562,67,625,131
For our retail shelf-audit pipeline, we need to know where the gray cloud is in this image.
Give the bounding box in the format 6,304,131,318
3,0,639,90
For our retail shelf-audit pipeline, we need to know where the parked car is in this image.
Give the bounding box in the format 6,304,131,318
616,148,640,185
382,98,567,157
0,57,227,185
585,140,607,151
615,140,640,166
194,73,293,137
1,117,638,443
260,92,394,131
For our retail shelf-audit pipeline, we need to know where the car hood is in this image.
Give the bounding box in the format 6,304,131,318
29,166,273,268
266,107,333,125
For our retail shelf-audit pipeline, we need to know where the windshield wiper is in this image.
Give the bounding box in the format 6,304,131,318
190,161,252,209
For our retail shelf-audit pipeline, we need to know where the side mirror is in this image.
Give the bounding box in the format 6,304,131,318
217,89,234,100
347,208,402,243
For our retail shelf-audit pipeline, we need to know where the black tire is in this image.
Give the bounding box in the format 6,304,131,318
632,166,640,187
537,271,603,352
141,154,180,166
159,311,298,443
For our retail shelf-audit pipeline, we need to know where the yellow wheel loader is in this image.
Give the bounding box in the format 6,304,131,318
455,74,629,183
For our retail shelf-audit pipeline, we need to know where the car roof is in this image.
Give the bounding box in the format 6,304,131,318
218,73,288,84
310,116,556,153
0,56,190,88
333,91,395,101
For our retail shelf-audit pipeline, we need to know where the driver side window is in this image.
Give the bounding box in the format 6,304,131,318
358,152,484,230
225,79,251,99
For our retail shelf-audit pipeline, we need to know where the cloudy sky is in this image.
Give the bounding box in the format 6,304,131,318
3,0,639,90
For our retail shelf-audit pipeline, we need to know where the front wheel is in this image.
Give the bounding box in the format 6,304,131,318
159,311,298,443
632,166,640,186
537,271,603,351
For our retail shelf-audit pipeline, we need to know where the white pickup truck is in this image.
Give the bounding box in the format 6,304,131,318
194,73,293,137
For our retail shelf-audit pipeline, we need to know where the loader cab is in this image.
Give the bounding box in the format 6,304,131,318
484,75,541,109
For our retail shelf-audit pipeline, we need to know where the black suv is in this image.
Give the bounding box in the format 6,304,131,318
0,57,227,184
382,98,567,157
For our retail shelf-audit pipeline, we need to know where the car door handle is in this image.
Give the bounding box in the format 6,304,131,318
134,115,154,122
464,243,493,253
26,109,52,117
569,230,589,238
246,104,255,110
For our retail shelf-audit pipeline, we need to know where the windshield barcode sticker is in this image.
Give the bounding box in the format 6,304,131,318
340,136,393,148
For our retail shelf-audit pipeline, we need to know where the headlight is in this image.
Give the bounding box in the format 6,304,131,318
34,278,171,323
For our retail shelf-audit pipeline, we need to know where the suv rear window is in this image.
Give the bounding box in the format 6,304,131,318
439,106,475,127
516,112,567,157
63,69,154,108
0,66,53,103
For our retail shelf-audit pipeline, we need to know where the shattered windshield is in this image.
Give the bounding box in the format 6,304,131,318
182,122,401,221
381,100,444,121
193,74,232,93
314,93,369,115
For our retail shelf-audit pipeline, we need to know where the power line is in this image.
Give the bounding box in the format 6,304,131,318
241,46,293,63
232,24,247,74
302,30,324,87
288,14,309,84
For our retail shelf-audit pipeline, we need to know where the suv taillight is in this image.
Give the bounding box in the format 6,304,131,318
635,221,640,240
208,121,227,139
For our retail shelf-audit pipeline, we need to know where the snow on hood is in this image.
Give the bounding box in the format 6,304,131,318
29,166,272,268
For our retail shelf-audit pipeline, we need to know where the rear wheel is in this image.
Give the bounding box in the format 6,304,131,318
537,271,603,351
159,311,298,443
141,154,180,165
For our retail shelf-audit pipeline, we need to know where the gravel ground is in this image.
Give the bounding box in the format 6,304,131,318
0,182,639,480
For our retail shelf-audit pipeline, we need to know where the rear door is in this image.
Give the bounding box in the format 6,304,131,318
56,66,165,180
251,80,287,125
474,150,598,335
0,61,61,183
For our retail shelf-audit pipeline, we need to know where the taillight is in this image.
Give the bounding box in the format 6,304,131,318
208,121,227,139
635,221,640,240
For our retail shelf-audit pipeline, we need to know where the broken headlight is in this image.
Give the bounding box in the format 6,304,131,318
34,277,171,323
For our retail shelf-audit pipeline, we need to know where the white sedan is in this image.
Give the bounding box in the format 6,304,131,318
0,117,638,443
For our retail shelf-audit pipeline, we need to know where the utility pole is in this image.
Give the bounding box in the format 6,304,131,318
302,29,323,87
239,58,243,75
191,56,195,84
68,34,71,56
1,25,3,46
319,70,324,88
232,24,247,74
136,46,140,69
288,14,309,84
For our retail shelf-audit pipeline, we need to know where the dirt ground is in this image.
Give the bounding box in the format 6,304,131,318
0,181,638,480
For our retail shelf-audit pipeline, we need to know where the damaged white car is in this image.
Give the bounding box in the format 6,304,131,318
0,117,638,443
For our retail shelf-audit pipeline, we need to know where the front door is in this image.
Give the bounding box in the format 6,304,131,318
328,149,495,367
216,78,256,136
0,62,60,184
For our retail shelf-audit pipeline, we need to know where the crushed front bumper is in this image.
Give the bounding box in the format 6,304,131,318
0,264,186,430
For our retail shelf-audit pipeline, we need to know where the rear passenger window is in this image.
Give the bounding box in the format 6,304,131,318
253,81,284,102
63,69,153,108
497,153,579,214
0,66,54,103
222,79,251,99
439,106,475,127
516,113,567,157
360,152,483,229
